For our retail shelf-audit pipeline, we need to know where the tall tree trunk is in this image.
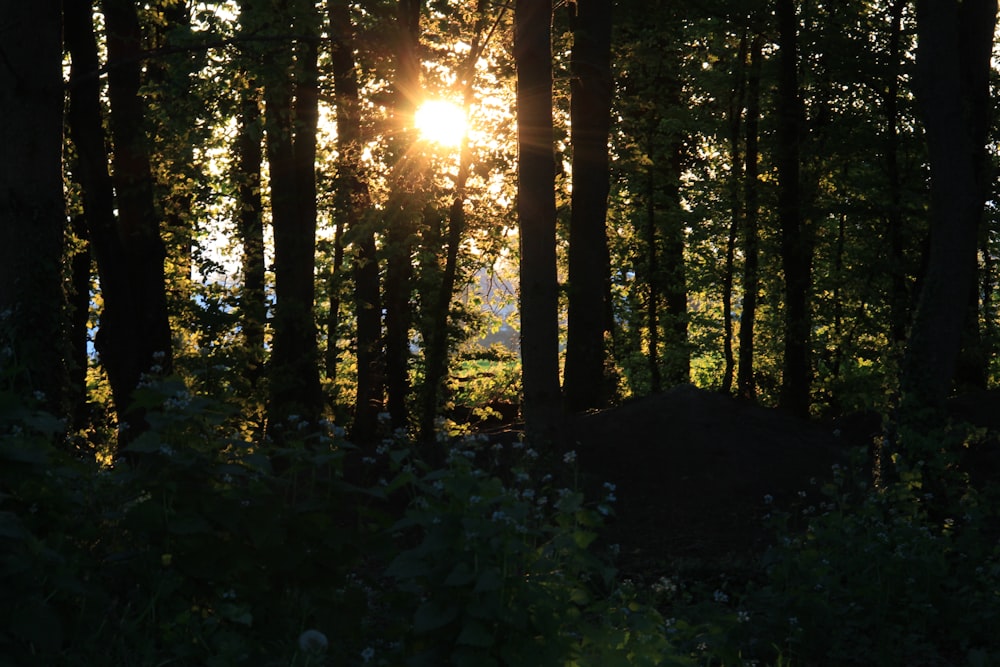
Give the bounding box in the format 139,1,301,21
662,143,689,386
515,0,563,445
235,75,266,387
262,0,323,425
383,0,423,431
737,34,763,401
329,0,383,444
775,0,811,418
901,0,996,414
564,0,613,412
721,31,749,396
885,0,909,346
99,0,175,439
0,0,66,414
644,143,662,393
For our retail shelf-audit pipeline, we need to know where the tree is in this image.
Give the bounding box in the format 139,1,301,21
775,0,812,418
249,0,324,425
900,0,997,413
737,32,764,401
328,0,384,444
515,0,563,444
0,0,67,413
86,0,175,440
563,0,613,412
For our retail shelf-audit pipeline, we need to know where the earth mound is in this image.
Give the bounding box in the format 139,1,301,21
571,385,852,570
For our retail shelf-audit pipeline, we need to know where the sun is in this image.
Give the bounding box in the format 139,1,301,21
414,99,468,148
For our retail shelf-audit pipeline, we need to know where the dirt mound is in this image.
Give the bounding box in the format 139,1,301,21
571,385,850,569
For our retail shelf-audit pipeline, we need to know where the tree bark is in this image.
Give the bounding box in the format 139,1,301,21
383,0,423,431
775,0,812,418
234,74,266,387
329,0,384,444
901,0,997,412
0,0,66,414
564,0,613,412
98,0,175,438
515,0,563,445
261,0,323,424
722,30,748,396
737,34,763,401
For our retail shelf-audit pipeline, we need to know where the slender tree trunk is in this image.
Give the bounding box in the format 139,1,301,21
775,0,811,418
901,0,996,414
644,145,662,393
564,0,613,412
235,75,266,386
329,0,383,444
722,31,748,395
99,0,175,438
382,0,423,431
0,0,66,414
662,143,689,386
737,34,763,401
262,0,323,424
885,0,909,346
515,0,563,445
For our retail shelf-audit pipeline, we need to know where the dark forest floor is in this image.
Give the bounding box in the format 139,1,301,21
562,384,1000,579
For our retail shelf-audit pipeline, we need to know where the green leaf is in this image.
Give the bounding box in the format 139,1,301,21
445,561,476,586
473,569,503,593
413,599,460,634
456,619,494,647
0,511,28,540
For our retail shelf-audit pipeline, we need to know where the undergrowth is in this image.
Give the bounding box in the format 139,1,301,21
1,382,999,666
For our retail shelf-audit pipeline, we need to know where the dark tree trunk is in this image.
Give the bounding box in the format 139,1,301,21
329,0,383,444
262,0,323,425
901,0,996,413
235,76,266,386
644,146,661,393
775,0,811,418
721,31,749,396
737,34,763,401
515,0,563,445
662,143,689,386
98,0,175,438
0,0,66,414
564,0,613,412
885,0,909,346
383,0,423,431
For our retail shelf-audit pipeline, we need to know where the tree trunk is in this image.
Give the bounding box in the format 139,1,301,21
0,0,66,414
885,0,909,346
383,0,423,431
775,0,812,418
329,0,383,444
737,33,763,401
262,0,323,425
99,0,175,438
644,143,661,393
563,0,613,412
721,31,748,396
901,0,996,413
515,0,563,446
235,74,266,387
661,143,689,386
